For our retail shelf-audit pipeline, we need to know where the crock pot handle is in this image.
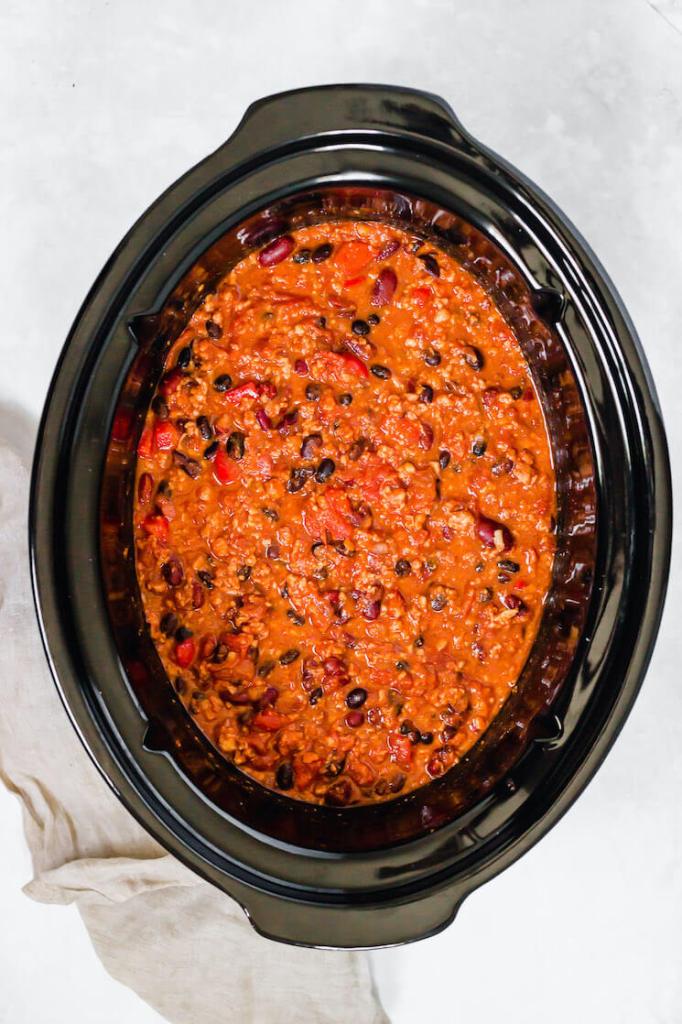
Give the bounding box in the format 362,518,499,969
239,885,467,950
215,84,470,165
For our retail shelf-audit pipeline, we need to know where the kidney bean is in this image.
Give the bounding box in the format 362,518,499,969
255,407,273,431
277,409,298,436
323,656,346,675
371,267,397,306
300,433,323,459
501,593,527,613
377,239,400,260
258,235,295,267
476,513,514,551
394,559,411,577
438,450,451,470
191,582,204,609
363,599,381,621
294,358,309,375
162,558,184,587
137,472,153,503
345,710,365,728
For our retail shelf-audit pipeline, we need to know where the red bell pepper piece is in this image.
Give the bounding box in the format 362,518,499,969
137,427,154,458
174,638,196,668
214,448,240,484
141,513,169,543
153,419,179,451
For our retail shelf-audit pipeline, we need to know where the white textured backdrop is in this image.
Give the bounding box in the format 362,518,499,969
1,0,681,1021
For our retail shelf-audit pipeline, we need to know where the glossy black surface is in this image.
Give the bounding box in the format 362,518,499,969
30,85,671,948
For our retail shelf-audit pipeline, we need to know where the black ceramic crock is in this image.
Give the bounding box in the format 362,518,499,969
30,85,671,948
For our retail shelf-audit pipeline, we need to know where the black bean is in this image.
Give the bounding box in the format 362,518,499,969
479,587,493,603
279,648,300,666
305,383,321,401
206,320,222,339
438,450,451,471
420,731,434,745
162,559,183,587
300,433,323,460
236,565,252,582
176,346,192,369
257,660,275,678
266,543,280,560
462,346,484,371
226,431,245,460
370,364,391,379
395,660,409,671
287,466,314,493
510,386,523,400
175,676,186,694
351,319,370,336
400,719,421,743
498,559,520,573
312,243,333,263
337,392,353,406
419,384,434,404
197,570,214,589
213,374,233,392
367,313,380,326
435,477,442,501
157,479,171,496
414,634,425,648
315,458,335,483
325,779,353,806
160,611,179,636
423,349,441,367
197,415,212,440
430,591,448,611
418,253,440,277
293,248,311,264
309,687,324,706
172,450,201,478
492,458,514,477
275,762,294,790
261,507,279,521
424,559,437,574
203,441,219,460
175,625,193,642
318,316,327,328
472,438,487,457
287,610,305,626
394,559,412,577
346,687,368,709
151,395,169,418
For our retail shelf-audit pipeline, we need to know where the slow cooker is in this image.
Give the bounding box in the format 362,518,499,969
30,85,671,948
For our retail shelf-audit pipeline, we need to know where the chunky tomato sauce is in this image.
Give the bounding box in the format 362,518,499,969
134,221,556,805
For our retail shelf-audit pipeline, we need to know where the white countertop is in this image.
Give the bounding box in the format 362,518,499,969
2,0,681,1021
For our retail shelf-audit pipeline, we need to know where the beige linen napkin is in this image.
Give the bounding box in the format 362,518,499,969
0,440,387,1024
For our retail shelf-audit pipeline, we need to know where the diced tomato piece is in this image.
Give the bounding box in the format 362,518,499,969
141,513,169,542
293,757,322,789
214,448,240,484
224,380,262,403
336,241,372,274
411,286,432,307
174,638,196,668
153,419,179,451
343,274,367,289
253,709,289,731
387,732,414,766
137,427,154,458
158,368,184,397
302,489,354,541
